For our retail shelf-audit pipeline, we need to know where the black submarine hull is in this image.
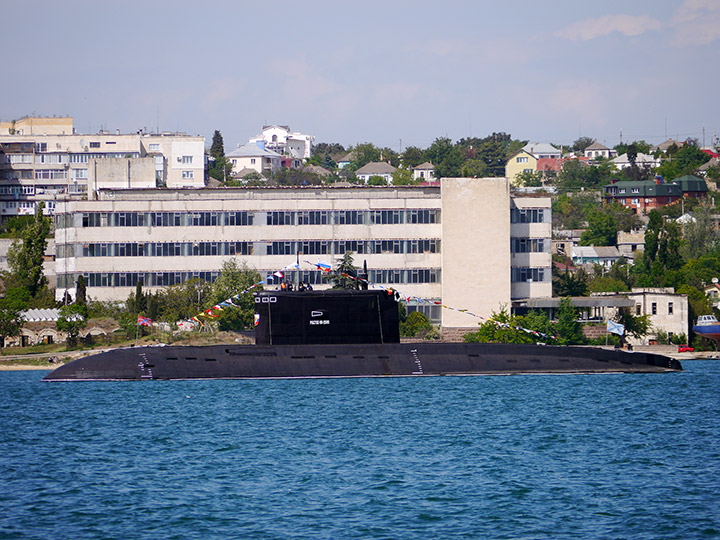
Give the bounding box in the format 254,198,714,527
43,342,682,381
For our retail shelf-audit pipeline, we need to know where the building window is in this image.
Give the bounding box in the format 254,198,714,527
631,188,640,194
181,155,193,164
668,302,673,315
149,143,160,151
517,156,528,163
89,142,100,148
182,170,194,179
636,304,641,315
652,302,657,315
251,158,256,164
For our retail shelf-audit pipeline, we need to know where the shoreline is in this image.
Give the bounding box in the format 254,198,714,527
0,364,62,371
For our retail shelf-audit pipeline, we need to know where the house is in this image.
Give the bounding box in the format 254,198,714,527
603,178,682,213
571,245,623,269
413,162,435,182
672,175,708,199
704,282,720,308
337,151,356,169
584,141,616,159
593,288,689,346
226,142,283,177
552,229,585,257
698,157,719,177
612,152,660,170
355,162,396,184
522,142,561,159
651,139,684,153
248,125,314,159
505,149,537,184
616,230,645,259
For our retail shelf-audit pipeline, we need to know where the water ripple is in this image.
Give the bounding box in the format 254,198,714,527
1,363,719,539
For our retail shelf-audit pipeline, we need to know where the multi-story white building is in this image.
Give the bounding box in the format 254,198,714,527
53,178,551,331
0,117,205,215
249,125,314,159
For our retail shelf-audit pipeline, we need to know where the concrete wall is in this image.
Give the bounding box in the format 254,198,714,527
441,178,511,328
88,158,156,191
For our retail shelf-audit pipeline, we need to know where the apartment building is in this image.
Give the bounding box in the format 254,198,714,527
0,117,205,215
53,179,551,330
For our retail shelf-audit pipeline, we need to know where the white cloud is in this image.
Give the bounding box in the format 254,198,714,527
671,0,720,46
556,14,661,41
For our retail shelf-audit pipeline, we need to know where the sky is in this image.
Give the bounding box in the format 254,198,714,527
2,0,719,153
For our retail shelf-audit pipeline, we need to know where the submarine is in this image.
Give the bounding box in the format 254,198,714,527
44,288,682,381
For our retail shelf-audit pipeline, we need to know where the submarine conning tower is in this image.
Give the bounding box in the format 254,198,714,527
253,289,400,345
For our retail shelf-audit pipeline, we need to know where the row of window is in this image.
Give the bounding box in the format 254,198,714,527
266,209,440,226
0,185,35,195
57,268,442,289
266,239,440,256
510,238,548,253
510,267,549,282
58,209,441,229
510,208,547,224
56,238,441,259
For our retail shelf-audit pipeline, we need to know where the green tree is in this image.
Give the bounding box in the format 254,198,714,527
514,170,543,187
613,307,651,342
572,136,595,153
0,287,27,347
155,279,213,324
681,201,719,260
555,297,585,345
211,259,263,331
463,307,536,344
401,146,425,169
327,252,358,289
56,304,87,347
6,202,52,302
210,130,225,161
75,275,87,309
208,130,232,182
580,211,618,246
553,267,589,297
400,311,432,338
367,175,388,186
656,142,711,180
350,143,382,170
552,193,600,229
461,159,489,178
392,168,414,185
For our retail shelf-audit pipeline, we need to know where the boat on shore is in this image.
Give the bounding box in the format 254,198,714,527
693,314,720,345
44,290,682,381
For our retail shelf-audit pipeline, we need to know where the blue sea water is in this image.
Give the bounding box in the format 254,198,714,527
1,363,719,540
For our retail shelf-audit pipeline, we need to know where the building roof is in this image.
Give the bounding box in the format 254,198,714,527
673,175,708,193
227,142,282,158
303,164,332,177
650,139,684,152
355,162,397,175
518,296,635,309
537,157,564,172
338,151,356,163
413,162,435,171
572,246,621,259
585,141,609,151
699,157,719,171
603,179,682,198
522,142,560,156
612,152,658,166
